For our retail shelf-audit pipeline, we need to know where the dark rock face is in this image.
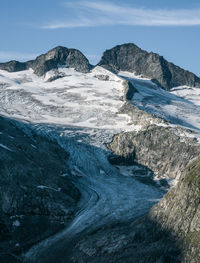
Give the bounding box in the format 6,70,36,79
68,217,181,263
0,60,27,72
122,80,137,100
0,116,80,262
27,46,91,76
98,43,200,90
149,157,200,262
108,125,200,179
0,46,91,76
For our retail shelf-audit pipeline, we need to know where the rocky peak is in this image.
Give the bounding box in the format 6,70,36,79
28,46,91,76
0,60,26,72
0,46,91,76
98,43,200,90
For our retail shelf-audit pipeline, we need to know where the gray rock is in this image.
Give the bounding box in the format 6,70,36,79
98,43,200,90
122,80,137,100
149,157,200,262
94,74,110,81
0,46,91,76
28,46,91,76
108,125,200,179
118,102,167,127
0,60,27,72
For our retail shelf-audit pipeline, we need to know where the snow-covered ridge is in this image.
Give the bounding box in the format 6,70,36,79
0,66,135,132
1,66,200,139
119,71,200,135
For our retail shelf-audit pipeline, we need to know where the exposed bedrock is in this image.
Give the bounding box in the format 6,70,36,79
28,46,91,76
118,102,167,127
0,60,27,72
149,157,200,262
98,43,200,90
122,80,137,101
0,46,91,76
108,125,200,179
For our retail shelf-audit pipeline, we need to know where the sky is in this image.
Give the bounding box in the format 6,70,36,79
0,0,200,75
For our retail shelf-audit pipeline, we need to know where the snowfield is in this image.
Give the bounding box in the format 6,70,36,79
119,71,200,133
0,66,133,131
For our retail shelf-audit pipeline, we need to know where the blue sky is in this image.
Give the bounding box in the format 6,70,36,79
0,0,200,75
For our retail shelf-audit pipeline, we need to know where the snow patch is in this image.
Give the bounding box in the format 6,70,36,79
0,143,13,151
13,220,20,227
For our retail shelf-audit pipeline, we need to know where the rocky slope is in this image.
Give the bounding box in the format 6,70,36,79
65,154,200,263
0,46,91,76
0,116,80,263
108,125,200,180
98,43,200,90
149,157,200,262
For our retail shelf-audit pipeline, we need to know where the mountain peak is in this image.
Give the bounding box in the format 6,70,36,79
98,43,200,90
28,46,91,76
0,60,26,72
0,46,91,76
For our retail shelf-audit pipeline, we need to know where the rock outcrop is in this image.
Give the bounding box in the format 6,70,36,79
0,46,91,76
27,46,91,76
122,80,137,101
98,43,200,90
0,60,26,72
149,157,200,262
108,125,200,179
118,102,167,127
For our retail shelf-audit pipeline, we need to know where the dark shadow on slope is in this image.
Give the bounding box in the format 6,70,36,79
0,116,183,263
62,215,182,263
0,115,80,262
108,152,170,189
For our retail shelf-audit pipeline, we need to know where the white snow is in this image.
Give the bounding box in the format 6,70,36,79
1,67,200,137
0,67,135,133
0,143,13,151
13,220,20,227
37,185,61,192
119,71,200,134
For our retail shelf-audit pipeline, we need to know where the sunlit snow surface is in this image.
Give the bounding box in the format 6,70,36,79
0,66,133,131
119,71,200,133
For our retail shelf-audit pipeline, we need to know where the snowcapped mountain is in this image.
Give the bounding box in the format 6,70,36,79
0,44,200,263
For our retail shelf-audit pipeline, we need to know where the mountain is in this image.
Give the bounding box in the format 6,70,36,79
0,46,91,76
0,44,200,262
1,43,200,90
98,43,200,90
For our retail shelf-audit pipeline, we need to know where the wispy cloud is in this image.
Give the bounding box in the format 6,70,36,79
0,51,38,62
42,1,200,29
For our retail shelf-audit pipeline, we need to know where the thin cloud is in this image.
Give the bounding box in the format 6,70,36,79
42,1,200,29
0,51,38,62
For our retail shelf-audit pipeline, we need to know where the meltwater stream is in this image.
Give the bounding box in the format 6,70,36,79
23,125,164,263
